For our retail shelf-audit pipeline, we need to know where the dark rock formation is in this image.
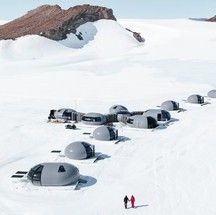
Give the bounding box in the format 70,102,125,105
126,28,145,42
207,15,216,22
0,4,116,41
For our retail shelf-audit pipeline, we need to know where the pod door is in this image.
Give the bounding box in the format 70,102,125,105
198,96,204,104
173,102,179,110
28,164,44,186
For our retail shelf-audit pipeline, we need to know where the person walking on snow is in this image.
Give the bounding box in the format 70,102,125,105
130,195,135,208
123,195,130,209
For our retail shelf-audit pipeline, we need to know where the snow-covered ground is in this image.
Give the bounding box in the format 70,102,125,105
0,18,216,215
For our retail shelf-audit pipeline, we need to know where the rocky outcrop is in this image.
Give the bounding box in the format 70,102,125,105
0,4,116,41
207,15,216,22
126,28,145,42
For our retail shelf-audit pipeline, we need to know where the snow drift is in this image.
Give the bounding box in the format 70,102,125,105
0,20,140,60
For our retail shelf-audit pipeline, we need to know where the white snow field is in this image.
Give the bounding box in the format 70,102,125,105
0,18,216,215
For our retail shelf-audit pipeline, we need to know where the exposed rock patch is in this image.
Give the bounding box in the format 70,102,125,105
207,15,216,22
126,28,145,42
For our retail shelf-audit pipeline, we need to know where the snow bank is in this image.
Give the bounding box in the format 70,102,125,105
0,35,72,61
119,18,216,60
0,20,140,61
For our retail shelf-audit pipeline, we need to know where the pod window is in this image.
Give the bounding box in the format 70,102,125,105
58,165,66,173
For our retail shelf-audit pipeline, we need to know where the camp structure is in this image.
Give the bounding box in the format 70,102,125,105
187,94,204,104
27,162,80,186
126,115,158,129
109,105,128,114
142,109,171,121
81,112,107,125
93,126,118,141
54,108,76,120
116,110,132,122
207,90,216,98
161,100,179,111
64,141,95,160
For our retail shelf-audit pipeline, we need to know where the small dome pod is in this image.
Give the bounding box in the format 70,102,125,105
207,90,216,98
54,108,76,120
64,141,95,160
127,115,157,129
143,109,171,121
109,105,128,114
161,100,179,111
27,162,80,186
93,126,118,141
187,94,204,104
81,112,107,125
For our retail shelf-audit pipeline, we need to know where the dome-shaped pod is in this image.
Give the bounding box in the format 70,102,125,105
161,100,179,111
27,162,80,186
187,94,204,104
127,115,158,129
64,141,95,160
93,126,118,141
54,108,76,120
81,112,107,125
109,105,128,114
142,109,171,121
207,90,216,98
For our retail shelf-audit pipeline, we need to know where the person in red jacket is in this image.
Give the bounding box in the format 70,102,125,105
123,195,130,209
130,195,135,208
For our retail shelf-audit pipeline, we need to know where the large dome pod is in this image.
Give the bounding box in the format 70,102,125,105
54,108,76,120
161,100,179,111
27,162,80,186
207,90,216,98
109,105,128,114
127,115,157,129
81,112,107,125
142,109,171,121
187,94,204,104
64,141,95,160
93,126,118,141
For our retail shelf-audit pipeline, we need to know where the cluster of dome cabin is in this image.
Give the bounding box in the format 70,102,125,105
13,90,216,187
48,91,215,129
48,105,173,129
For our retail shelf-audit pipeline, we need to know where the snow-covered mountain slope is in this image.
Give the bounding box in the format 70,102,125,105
0,18,216,215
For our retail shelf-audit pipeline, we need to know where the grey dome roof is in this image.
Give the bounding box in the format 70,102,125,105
64,141,94,160
127,115,157,129
207,90,216,98
27,162,80,186
54,108,76,119
161,100,179,111
109,105,128,114
81,112,107,125
187,94,204,104
142,109,171,121
93,126,118,141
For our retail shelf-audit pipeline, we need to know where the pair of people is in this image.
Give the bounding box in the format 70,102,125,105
123,195,135,209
